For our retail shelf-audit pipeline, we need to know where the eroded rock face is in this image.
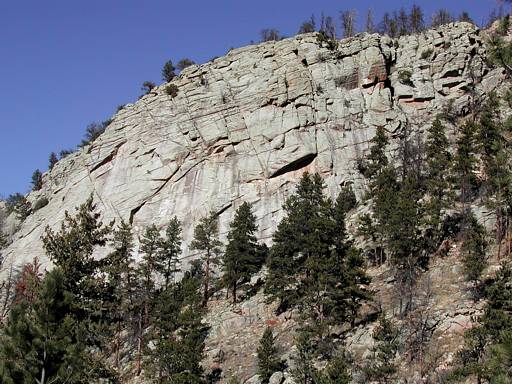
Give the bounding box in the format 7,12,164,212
0,22,504,273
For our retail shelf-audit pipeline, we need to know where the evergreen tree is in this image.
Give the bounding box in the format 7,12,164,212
159,217,182,289
453,264,512,382
488,33,512,78
223,202,259,303
257,327,284,383
315,354,351,384
363,314,399,384
452,121,478,214
13,195,31,221
146,274,207,384
358,126,389,179
190,212,223,306
104,220,136,372
31,169,43,191
478,94,512,257
162,60,176,82
424,117,452,247
0,268,114,383
42,195,111,316
291,331,317,384
135,224,163,374
461,213,488,291
48,152,58,170
266,173,371,342
386,173,425,315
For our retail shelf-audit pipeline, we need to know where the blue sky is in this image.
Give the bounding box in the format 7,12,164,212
0,0,501,197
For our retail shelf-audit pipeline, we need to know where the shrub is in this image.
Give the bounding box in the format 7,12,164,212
59,149,74,159
176,58,195,71
421,48,434,60
398,70,413,86
317,31,338,50
165,84,179,98
33,197,49,212
141,81,156,95
316,52,329,62
334,75,348,88
260,28,282,42
80,121,109,147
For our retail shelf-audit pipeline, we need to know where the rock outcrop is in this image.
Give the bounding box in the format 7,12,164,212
0,22,504,274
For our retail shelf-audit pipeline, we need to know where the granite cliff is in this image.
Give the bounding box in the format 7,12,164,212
0,22,504,276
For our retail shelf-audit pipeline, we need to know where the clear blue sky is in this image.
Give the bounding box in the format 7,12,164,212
0,0,501,197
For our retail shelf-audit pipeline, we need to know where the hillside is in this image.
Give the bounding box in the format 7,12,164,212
0,22,502,273
1,19,512,384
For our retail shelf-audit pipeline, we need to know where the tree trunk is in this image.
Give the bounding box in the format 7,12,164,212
203,252,210,307
136,313,143,376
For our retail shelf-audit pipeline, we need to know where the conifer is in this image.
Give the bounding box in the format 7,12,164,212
223,202,259,303
190,212,223,306
257,327,284,383
159,216,182,289
31,169,43,191
424,117,452,245
363,314,400,383
48,152,58,170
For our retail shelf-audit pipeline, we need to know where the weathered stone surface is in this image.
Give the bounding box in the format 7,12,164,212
0,22,504,277
269,372,284,384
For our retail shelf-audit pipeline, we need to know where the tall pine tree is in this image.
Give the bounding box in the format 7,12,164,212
190,212,223,306
223,202,259,303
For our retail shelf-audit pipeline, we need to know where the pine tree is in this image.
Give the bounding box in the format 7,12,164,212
424,117,452,247
291,330,317,384
42,195,110,300
190,212,223,306
48,152,58,170
453,264,512,382
146,274,207,383
104,220,135,372
266,173,371,342
162,60,176,82
358,126,389,179
461,214,488,293
257,327,284,383
223,202,259,303
315,354,351,384
31,169,43,191
363,314,399,383
478,94,512,258
159,217,182,289
0,268,114,383
135,224,163,374
452,121,478,215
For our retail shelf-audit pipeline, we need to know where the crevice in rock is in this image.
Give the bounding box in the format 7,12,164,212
90,142,125,173
214,202,233,218
269,153,317,179
129,202,145,224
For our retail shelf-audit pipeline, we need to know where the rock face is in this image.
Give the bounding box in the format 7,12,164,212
0,22,504,273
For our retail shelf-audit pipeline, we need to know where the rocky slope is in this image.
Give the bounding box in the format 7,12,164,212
0,22,504,277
